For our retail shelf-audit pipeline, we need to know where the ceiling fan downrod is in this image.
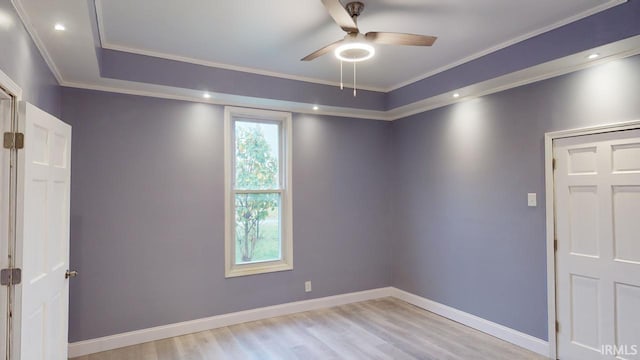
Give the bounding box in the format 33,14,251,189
345,1,365,28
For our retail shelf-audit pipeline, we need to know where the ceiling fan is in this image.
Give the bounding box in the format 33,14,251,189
301,0,438,62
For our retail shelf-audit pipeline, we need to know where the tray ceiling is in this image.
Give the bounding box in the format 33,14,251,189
94,0,622,90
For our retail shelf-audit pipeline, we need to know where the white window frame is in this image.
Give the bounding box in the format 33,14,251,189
224,106,293,278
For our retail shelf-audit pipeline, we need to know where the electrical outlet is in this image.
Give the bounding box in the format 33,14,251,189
305,281,312,293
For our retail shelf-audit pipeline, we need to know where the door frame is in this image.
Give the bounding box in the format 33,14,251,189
0,69,22,101
544,119,640,359
0,69,22,360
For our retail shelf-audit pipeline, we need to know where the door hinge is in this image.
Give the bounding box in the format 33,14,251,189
3,132,24,149
556,321,560,333
552,158,557,170
0,268,22,286
554,239,558,252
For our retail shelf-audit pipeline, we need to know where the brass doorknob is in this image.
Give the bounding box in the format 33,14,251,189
65,270,78,279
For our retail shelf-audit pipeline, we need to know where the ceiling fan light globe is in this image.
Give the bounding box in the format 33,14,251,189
334,43,375,62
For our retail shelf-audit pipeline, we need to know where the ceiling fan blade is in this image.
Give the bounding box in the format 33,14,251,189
301,40,344,61
321,0,359,33
365,32,437,46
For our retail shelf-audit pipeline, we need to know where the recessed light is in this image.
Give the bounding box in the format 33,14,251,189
453,93,460,98
0,11,14,29
587,53,600,60
313,105,319,111
54,23,66,31
203,93,211,99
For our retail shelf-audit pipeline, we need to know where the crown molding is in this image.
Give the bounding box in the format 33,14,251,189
387,35,640,120
385,0,627,92
101,42,387,93
11,0,64,84
11,0,639,122
93,0,626,93
60,80,391,121
93,0,384,93
61,34,640,122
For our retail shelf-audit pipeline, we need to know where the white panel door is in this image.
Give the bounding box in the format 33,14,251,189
555,129,640,360
15,102,71,360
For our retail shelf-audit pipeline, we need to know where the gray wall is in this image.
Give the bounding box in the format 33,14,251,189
0,0,61,116
64,54,640,343
61,88,393,342
391,54,640,340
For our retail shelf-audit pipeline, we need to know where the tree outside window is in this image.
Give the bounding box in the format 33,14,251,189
234,123,281,263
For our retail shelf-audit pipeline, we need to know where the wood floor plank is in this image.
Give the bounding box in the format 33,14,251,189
302,311,392,360
333,303,450,360
153,337,180,360
207,326,254,360
358,300,477,358
189,330,227,359
267,313,341,360
246,319,300,360
173,333,206,360
227,322,285,360
385,299,542,360
71,298,546,360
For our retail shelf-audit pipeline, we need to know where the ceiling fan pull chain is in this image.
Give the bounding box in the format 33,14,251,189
353,61,357,97
340,60,344,90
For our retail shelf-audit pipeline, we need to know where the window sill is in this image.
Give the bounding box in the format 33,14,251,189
225,261,293,278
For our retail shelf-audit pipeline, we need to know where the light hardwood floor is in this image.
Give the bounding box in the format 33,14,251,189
71,298,546,360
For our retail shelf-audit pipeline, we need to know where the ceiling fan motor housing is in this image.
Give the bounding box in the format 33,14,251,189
346,1,365,20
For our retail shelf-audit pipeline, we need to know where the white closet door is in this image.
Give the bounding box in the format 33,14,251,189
15,102,71,360
555,129,640,360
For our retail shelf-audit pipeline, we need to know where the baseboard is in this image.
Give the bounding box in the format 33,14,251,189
390,288,550,357
69,286,550,358
67,287,394,357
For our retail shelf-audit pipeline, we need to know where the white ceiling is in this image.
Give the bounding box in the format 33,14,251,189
90,0,622,90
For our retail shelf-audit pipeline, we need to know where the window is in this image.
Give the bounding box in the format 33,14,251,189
224,107,292,277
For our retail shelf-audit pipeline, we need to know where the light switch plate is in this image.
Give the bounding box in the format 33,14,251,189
528,193,537,207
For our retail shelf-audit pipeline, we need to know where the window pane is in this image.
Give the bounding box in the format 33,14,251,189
235,120,280,190
235,192,281,264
